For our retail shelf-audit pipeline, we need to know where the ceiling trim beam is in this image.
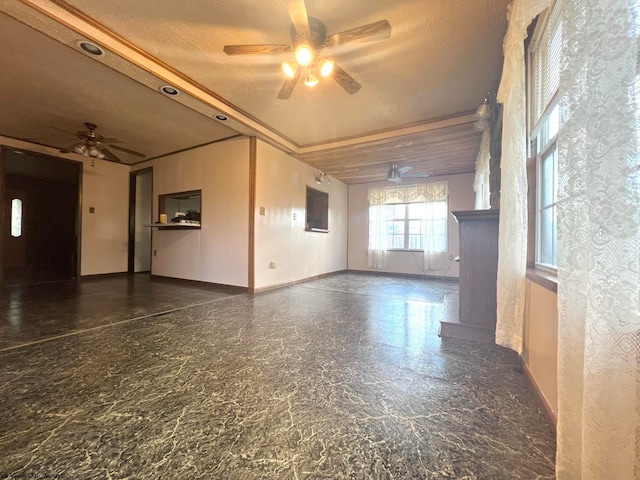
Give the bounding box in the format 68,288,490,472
17,0,300,154
296,112,477,155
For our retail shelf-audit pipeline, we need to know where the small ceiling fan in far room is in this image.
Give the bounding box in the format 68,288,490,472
387,163,429,183
222,0,392,99
60,122,145,163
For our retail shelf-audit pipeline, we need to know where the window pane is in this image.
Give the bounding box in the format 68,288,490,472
408,220,422,235
408,203,424,218
431,219,447,235
388,235,404,249
388,220,404,235
11,198,22,238
540,150,555,207
390,204,405,218
432,201,447,219
408,235,423,249
539,206,556,265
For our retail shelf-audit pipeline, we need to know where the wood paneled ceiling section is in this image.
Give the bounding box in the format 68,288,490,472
0,0,510,183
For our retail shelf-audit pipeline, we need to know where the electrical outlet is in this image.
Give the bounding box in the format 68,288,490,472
269,261,277,269
260,206,266,216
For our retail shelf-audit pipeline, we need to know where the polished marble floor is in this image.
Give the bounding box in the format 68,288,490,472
0,273,556,479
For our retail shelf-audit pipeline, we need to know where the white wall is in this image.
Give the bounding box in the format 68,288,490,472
1,137,130,276
254,140,348,290
347,172,475,277
132,137,250,287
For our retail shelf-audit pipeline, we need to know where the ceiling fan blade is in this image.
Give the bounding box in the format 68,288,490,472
47,125,77,136
401,173,430,178
99,146,122,163
223,44,291,55
60,141,83,153
397,166,412,174
284,0,310,36
332,64,361,95
277,66,302,99
108,144,146,158
326,20,392,47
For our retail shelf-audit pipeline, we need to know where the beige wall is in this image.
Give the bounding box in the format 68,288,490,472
523,279,558,419
133,137,251,287
254,140,348,289
347,172,475,277
1,136,130,276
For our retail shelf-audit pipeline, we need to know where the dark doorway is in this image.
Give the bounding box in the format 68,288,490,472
1,148,80,286
128,168,153,274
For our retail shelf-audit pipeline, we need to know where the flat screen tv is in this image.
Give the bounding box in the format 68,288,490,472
305,186,329,232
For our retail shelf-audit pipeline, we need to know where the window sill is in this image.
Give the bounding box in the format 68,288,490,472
526,267,557,293
387,249,424,253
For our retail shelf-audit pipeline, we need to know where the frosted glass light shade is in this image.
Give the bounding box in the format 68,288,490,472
282,62,296,78
475,100,491,119
295,45,313,66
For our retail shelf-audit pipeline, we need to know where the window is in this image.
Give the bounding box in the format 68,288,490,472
11,198,23,238
367,182,449,270
382,201,447,251
536,104,559,266
528,1,561,269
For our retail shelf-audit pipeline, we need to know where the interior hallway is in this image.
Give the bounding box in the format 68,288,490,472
0,273,556,479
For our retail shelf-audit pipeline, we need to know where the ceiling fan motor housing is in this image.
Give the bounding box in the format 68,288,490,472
291,17,327,48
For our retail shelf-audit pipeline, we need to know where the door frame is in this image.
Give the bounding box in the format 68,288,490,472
128,167,153,274
0,146,82,284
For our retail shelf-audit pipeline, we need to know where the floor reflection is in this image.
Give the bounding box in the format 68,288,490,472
0,272,556,479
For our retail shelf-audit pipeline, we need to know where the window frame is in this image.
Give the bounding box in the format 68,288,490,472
385,203,425,251
527,2,561,274
383,200,448,252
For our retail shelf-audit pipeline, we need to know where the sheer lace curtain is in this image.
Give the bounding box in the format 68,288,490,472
495,0,551,353
556,0,640,477
368,182,449,270
473,130,491,210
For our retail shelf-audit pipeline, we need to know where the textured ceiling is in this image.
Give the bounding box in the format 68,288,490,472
0,0,510,183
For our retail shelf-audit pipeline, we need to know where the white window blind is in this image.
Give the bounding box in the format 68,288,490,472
531,2,562,126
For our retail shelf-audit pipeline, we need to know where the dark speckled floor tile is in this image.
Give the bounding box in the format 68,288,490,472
0,272,555,479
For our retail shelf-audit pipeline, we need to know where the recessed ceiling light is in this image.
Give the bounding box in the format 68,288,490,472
215,114,228,121
76,40,105,56
160,85,180,96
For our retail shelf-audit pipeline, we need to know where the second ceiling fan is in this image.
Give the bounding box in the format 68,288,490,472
223,0,391,99
387,163,429,183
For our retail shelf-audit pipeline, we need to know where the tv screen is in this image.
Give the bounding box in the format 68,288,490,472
306,186,329,232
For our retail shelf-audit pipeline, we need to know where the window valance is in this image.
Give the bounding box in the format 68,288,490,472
367,181,449,206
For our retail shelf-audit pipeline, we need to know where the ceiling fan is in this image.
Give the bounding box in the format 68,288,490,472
387,163,429,183
223,0,391,99
60,122,145,163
